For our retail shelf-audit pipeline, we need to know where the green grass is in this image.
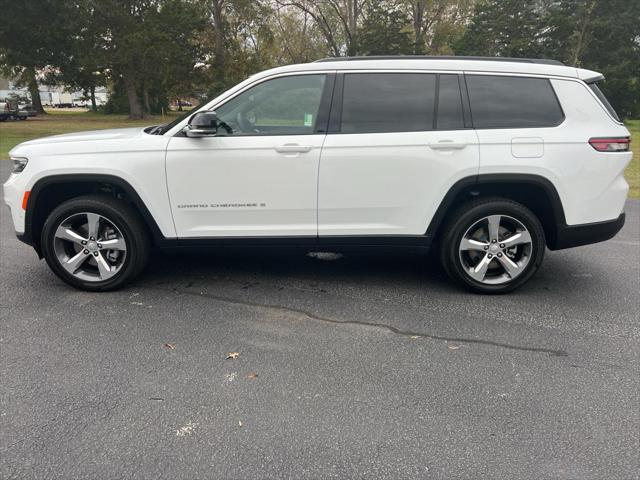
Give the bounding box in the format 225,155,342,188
1,111,638,198
625,120,639,199
0,109,177,160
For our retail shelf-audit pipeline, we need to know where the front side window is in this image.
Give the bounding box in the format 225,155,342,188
215,74,327,135
340,73,436,133
466,75,564,128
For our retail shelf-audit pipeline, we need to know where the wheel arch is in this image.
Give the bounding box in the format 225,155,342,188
24,174,166,255
427,174,567,249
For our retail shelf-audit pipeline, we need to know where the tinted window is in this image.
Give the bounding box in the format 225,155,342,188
466,75,564,128
588,82,620,122
436,74,464,130
216,74,326,135
341,73,436,133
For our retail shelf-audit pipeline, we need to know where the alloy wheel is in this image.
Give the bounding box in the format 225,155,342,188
52,212,127,282
458,214,533,285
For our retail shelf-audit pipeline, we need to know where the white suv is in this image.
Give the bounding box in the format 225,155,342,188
3,56,632,293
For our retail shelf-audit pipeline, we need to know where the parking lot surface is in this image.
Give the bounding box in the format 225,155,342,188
1,160,639,479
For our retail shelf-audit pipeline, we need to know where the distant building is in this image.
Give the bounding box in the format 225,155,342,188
0,75,108,106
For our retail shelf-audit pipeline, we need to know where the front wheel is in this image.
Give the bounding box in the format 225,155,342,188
41,195,149,291
439,198,546,294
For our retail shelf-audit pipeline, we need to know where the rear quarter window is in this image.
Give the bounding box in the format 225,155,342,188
588,82,621,122
466,75,564,129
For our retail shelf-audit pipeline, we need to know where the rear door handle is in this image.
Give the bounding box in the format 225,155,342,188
429,141,467,150
275,144,312,154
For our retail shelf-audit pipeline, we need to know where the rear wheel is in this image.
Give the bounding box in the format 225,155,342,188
41,195,149,291
439,198,545,294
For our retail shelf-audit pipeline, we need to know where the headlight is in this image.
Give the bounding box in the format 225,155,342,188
11,157,28,173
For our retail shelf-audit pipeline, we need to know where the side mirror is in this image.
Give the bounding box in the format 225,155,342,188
185,111,219,137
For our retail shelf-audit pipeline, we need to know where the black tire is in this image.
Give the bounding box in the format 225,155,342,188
439,197,545,294
41,195,150,291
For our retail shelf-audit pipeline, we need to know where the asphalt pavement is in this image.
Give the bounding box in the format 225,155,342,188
1,160,639,479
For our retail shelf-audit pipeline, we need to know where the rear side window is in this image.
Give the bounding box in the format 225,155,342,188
466,75,564,128
341,73,436,133
588,82,621,122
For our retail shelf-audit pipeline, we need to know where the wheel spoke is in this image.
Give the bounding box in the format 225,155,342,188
86,213,101,239
501,230,532,248
94,252,117,280
468,253,492,282
460,238,489,251
55,226,86,245
99,238,126,251
487,215,502,242
62,251,89,275
497,255,519,278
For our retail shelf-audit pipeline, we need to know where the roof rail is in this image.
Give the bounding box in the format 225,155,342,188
314,55,565,66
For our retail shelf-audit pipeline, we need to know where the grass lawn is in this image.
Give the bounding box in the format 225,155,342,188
0,109,178,161
625,120,639,199
1,110,638,198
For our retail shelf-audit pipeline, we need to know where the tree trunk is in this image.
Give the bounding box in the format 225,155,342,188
412,1,426,54
143,86,151,115
25,67,45,114
346,0,358,56
570,0,597,66
123,74,144,119
90,85,97,111
212,0,226,89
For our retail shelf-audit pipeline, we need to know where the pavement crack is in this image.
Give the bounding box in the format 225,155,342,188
154,286,568,357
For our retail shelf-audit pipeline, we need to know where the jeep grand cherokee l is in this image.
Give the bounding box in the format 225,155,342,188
3,56,632,293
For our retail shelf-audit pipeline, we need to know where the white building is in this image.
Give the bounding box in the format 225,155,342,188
0,76,109,106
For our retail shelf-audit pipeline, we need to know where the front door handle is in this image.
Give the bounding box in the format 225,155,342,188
275,144,312,154
429,141,467,150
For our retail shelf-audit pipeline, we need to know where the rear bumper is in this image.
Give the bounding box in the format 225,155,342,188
550,212,625,250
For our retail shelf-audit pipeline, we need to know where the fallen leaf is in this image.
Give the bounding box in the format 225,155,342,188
164,343,176,350
176,421,198,437
226,352,239,360
246,372,258,379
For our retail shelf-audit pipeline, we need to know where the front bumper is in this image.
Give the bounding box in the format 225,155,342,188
549,212,626,250
3,172,27,235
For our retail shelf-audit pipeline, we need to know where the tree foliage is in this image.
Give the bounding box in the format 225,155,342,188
456,0,640,117
0,0,637,118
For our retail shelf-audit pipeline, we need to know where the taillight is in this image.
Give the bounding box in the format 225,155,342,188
589,137,631,152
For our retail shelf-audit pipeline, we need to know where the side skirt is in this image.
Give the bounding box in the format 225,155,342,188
158,235,434,254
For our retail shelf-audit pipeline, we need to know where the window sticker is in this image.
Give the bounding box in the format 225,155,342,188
303,113,313,127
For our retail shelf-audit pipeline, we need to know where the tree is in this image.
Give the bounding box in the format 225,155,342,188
42,0,107,111
0,0,76,113
93,0,207,118
455,0,545,58
402,0,476,54
542,0,640,118
359,2,413,55
272,6,330,64
277,0,365,56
